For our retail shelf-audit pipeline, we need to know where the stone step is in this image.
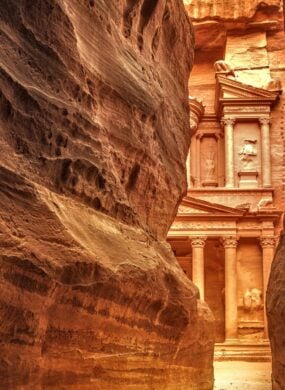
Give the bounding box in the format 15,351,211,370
214,342,271,362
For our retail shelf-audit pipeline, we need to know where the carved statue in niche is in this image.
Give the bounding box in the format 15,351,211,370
204,151,216,180
239,139,257,170
243,288,263,312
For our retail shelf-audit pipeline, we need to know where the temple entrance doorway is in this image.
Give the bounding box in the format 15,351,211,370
169,230,272,360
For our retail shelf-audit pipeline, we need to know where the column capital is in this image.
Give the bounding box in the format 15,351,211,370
260,236,276,248
259,117,271,126
222,236,238,248
222,117,236,127
190,236,207,248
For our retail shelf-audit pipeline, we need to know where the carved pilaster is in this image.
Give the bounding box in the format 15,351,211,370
260,236,276,248
222,236,238,248
190,236,207,300
259,117,272,188
222,235,238,340
222,117,236,127
190,236,207,248
259,235,276,338
259,117,271,126
222,118,236,188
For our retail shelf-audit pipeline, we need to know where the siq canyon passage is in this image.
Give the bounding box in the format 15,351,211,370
0,1,215,390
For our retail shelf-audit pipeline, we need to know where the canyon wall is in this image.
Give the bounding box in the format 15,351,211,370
267,228,285,389
0,0,215,389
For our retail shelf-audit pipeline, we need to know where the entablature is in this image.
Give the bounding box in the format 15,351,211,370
168,195,281,239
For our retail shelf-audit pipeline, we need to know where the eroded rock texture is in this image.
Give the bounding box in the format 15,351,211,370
184,0,283,49
267,229,285,389
0,0,214,389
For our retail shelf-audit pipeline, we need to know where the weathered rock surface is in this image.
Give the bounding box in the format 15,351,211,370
184,0,281,20
0,0,214,389
184,0,283,49
267,228,285,389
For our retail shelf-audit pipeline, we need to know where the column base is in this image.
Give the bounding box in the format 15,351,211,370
215,340,271,362
202,180,218,188
224,338,239,344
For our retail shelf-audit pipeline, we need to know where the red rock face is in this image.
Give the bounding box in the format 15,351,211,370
0,1,214,388
267,229,285,389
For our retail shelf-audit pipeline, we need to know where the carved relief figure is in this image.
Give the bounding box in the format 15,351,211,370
243,288,263,312
203,151,216,180
239,139,257,169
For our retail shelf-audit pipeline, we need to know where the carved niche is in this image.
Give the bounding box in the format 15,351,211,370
200,135,219,187
235,122,261,188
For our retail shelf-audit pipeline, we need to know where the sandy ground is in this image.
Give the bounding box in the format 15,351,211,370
214,361,272,390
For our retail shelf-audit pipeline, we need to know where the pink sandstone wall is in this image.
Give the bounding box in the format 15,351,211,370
0,1,215,388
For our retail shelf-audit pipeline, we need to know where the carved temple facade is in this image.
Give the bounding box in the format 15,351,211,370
168,67,283,354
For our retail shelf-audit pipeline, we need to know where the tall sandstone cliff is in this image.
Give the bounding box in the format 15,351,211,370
267,227,285,390
0,0,215,389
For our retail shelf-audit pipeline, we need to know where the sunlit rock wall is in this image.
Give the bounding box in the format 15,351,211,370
184,0,281,20
0,0,215,389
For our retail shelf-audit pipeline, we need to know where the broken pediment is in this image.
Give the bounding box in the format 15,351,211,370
178,196,244,217
215,74,280,117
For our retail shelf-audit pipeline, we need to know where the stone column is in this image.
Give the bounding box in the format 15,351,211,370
190,136,196,188
260,236,276,339
190,236,207,300
196,134,201,187
259,118,272,188
222,118,236,188
186,148,191,189
217,134,224,187
222,236,238,341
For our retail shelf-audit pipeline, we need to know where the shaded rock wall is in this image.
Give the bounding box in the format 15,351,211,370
0,0,215,389
267,228,285,389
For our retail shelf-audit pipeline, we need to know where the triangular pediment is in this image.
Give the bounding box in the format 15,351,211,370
178,196,244,217
216,74,279,102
